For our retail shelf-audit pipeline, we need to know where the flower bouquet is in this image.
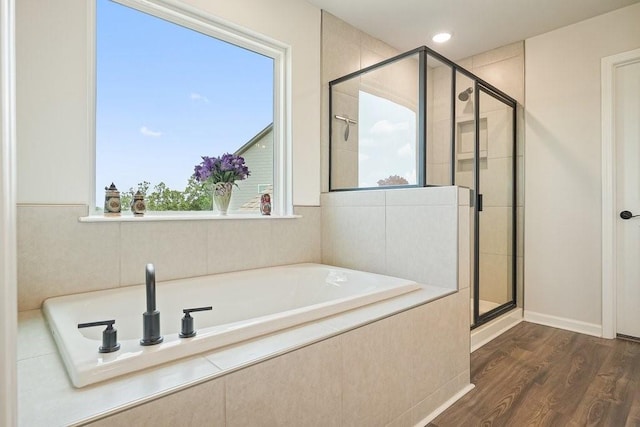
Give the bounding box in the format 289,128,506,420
193,153,250,215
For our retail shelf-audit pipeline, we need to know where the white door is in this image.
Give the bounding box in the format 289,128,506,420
616,58,640,339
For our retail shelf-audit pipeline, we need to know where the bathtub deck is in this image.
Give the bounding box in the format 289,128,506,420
18,283,454,426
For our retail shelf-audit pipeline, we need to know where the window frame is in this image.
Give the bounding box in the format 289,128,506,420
88,0,292,216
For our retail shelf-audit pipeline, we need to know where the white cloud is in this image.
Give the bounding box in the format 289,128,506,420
190,92,210,103
370,120,410,135
140,126,162,137
397,143,413,158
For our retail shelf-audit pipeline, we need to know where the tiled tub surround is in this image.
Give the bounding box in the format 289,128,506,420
322,186,471,292
19,285,470,426
44,264,421,388
17,205,321,311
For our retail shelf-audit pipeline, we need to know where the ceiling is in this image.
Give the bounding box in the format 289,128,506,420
307,0,640,60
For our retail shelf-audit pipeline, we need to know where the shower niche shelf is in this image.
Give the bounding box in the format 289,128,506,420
457,117,488,170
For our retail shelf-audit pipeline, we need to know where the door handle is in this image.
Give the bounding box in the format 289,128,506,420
620,210,640,220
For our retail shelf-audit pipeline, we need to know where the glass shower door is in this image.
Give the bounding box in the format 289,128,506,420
475,86,516,322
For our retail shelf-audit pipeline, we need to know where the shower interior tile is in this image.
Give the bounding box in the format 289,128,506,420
479,206,510,256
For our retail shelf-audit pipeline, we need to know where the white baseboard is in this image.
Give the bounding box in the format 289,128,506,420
471,308,523,352
524,310,602,337
414,384,475,427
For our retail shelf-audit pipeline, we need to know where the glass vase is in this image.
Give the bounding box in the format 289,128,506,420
212,182,233,215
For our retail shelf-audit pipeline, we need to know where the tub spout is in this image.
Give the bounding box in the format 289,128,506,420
140,263,163,346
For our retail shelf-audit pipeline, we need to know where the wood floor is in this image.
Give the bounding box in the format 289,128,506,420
429,322,640,427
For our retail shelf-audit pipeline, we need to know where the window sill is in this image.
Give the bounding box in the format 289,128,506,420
79,213,301,223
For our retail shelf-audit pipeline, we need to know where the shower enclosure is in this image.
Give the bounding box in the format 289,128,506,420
328,46,517,328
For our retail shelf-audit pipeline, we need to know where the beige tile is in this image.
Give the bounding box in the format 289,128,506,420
473,55,524,104
322,13,361,83
225,336,342,426
17,205,120,310
87,378,225,426
360,34,398,68
321,11,361,53
321,189,385,207
18,352,220,426
479,206,510,256
517,256,524,307
385,186,457,206
517,154,525,207
485,108,514,159
321,205,386,274
331,90,359,152
516,206,524,257
269,206,321,265
429,163,452,186
479,157,513,208
458,187,472,206
458,205,471,290
386,205,458,288
479,253,509,305
517,104,526,156
341,311,415,426
472,41,523,69
330,147,359,189
17,309,56,360
410,290,470,402
432,119,453,164
206,219,271,274
120,220,208,286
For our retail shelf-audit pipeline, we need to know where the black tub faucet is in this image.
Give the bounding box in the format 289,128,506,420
140,263,163,346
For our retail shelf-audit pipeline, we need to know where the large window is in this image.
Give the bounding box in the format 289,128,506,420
95,0,283,214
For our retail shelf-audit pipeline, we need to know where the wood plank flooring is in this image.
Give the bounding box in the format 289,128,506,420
429,322,640,427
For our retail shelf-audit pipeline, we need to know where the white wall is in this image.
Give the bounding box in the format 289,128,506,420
17,0,321,205
524,3,640,332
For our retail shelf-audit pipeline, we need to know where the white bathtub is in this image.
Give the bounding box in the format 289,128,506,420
43,263,420,388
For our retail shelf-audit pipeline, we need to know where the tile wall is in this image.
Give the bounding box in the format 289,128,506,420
17,206,321,311
87,288,470,427
321,11,525,308
322,186,471,292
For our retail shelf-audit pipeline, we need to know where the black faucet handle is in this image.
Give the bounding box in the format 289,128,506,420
182,306,213,314
78,319,121,353
179,306,213,338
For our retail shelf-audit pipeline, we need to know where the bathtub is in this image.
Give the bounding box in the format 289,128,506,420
43,263,421,388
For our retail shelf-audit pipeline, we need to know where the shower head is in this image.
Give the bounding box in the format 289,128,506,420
458,87,473,102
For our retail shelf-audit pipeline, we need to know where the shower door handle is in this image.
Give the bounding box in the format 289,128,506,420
477,194,483,212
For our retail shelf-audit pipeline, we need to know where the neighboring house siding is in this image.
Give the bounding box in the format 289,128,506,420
230,127,273,212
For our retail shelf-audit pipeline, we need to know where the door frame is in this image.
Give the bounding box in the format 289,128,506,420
601,47,640,339
0,0,17,423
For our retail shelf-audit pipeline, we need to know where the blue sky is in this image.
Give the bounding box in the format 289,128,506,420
96,0,273,204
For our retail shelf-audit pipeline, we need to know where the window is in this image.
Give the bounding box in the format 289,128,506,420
358,90,417,187
94,0,288,215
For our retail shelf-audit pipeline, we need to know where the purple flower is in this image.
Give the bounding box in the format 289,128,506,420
193,153,250,185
